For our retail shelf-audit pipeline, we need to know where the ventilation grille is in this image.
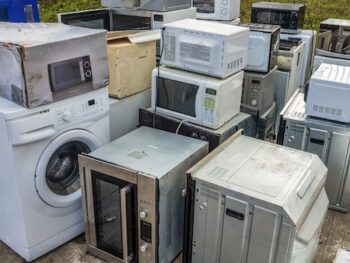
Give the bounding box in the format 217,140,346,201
313,105,343,117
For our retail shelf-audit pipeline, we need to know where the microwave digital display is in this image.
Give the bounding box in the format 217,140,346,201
156,77,198,117
48,56,93,92
193,0,215,14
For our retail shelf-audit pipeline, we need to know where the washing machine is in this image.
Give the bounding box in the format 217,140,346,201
0,87,110,261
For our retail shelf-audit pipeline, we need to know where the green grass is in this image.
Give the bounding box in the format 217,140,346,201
40,0,350,30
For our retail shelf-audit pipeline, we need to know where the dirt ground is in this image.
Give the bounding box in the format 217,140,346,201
0,209,349,263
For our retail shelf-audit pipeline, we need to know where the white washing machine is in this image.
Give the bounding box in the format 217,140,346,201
0,88,110,261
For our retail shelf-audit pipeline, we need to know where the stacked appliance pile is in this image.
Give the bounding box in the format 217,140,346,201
0,23,111,261
279,63,350,213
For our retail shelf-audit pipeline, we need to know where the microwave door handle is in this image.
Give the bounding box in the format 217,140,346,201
120,184,132,263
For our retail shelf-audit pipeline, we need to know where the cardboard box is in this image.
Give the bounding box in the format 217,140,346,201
0,23,109,108
107,31,157,99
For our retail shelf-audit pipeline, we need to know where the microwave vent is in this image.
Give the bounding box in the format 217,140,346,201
313,105,343,117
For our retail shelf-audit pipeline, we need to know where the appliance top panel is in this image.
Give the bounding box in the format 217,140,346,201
190,135,327,214
240,23,280,33
283,92,306,122
252,2,305,11
88,126,208,178
164,19,249,36
321,18,350,27
0,22,106,47
0,88,108,120
312,63,350,85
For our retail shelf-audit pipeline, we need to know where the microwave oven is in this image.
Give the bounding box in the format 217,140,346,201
193,0,240,21
242,23,280,73
251,2,306,34
101,0,191,12
161,19,249,78
318,19,350,56
58,7,196,31
78,127,208,263
306,63,350,123
152,66,243,129
184,132,329,263
241,66,277,115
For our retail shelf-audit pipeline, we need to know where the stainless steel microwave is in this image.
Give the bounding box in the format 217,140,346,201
78,127,208,263
101,0,191,12
58,7,196,31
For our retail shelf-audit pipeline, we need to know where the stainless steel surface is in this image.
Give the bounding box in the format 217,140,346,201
188,133,329,263
102,0,191,12
302,118,350,212
79,127,209,263
241,67,277,115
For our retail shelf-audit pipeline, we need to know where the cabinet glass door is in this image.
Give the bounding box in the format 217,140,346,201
91,171,137,261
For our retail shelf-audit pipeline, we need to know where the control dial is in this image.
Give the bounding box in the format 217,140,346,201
140,210,148,219
140,244,149,253
62,111,73,122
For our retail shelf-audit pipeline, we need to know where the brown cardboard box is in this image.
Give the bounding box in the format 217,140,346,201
107,31,158,99
0,23,108,108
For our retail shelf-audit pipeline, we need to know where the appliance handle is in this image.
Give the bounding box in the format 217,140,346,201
120,184,132,263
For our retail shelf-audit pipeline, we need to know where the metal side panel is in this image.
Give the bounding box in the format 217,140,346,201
219,196,251,263
191,182,224,263
303,128,330,161
275,223,293,263
247,206,281,263
325,132,350,209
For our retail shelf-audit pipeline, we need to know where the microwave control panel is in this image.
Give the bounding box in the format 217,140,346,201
245,79,263,108
138,174,157,263
220,0,229,17
203,88,217,124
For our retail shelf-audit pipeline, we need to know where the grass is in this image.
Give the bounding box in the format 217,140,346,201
40,0,350,30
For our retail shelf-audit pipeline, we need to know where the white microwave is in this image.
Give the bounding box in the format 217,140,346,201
161,19,249,78
193,0,240,21
151,66,243,129
242,23,280,73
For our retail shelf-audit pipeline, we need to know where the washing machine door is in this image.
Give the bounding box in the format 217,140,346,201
36,129,101,208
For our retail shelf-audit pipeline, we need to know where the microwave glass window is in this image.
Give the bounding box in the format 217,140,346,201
55,62,81,85
157,77,198,117
112,14,151,30
257,10,272,24
68,18,105,29
91,171,137,260
193,0,215,14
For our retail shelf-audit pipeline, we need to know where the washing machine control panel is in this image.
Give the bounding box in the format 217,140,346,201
55,92,109,128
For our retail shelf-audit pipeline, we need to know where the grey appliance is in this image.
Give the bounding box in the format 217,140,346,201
241,66,277,115
241,23,280,74
78,127,208,263
255,101,277,141
101,0,191,12
139,108,257,151
251,2,306,34
278,90,306,150
280,30,317,89
184,132,329,263
302,117,350,212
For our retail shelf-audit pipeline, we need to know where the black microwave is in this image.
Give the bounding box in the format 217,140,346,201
251,2,305,34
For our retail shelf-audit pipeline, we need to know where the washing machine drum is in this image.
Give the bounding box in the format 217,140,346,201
46,141,90,196
36,130,101,208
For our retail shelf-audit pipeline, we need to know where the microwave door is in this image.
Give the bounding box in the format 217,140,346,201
193,0,215,14
111,9,152,31
58,9,112,31
90,171,137,262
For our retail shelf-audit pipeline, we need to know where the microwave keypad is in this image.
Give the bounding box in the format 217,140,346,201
203,97,215,123
249,83,261,107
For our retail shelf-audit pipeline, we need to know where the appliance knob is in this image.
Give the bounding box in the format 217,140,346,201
62,111,72,122
190,132,199,139
251,99,257,106
140,211,148,219
140,244,148,253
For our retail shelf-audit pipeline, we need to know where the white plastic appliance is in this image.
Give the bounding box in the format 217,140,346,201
0,88,110,262
306,63,350,123
193,0,240,21
161,19,249,78
243,23,280,73
151,66,243,129
313,53,350,73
